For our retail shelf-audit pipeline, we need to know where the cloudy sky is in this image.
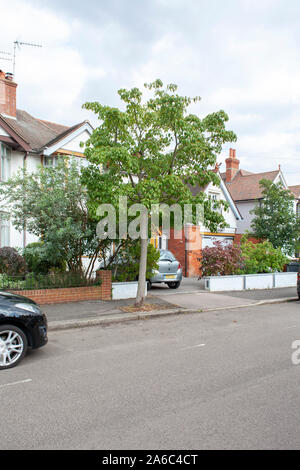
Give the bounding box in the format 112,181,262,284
1,0,299,184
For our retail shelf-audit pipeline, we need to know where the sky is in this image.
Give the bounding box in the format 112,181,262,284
1,0,300,184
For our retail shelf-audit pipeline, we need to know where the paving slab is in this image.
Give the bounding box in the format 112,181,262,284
153,291,256,310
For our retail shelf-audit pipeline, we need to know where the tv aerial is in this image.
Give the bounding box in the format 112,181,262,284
13,40,42,76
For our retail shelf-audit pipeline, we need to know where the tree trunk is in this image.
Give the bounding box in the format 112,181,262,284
135,211,148,307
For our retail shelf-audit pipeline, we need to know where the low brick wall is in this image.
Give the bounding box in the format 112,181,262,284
9,270,112,305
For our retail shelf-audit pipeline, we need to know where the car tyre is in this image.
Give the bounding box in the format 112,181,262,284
147,280,152,291
0,325,28,370
168,281,181,289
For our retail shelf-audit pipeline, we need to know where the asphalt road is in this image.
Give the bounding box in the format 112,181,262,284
1,301,300,450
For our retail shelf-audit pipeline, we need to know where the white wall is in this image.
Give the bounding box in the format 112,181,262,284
236,200,258,233
1,151,41,249
61,130,90,153
200,181,238,233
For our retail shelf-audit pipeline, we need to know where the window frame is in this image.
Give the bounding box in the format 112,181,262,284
0,143,11,182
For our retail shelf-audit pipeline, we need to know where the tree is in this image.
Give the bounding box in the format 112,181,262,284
250,179,300,255
0,157,106,277
82,80,236,305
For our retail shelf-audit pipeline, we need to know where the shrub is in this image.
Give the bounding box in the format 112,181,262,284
200,241,245,277
0,247,26,276
240,238,288,274
200,237,288,277
23,242,66,274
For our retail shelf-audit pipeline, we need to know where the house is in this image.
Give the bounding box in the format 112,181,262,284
221,148,298,237
0,70,93,250
167,169,242,277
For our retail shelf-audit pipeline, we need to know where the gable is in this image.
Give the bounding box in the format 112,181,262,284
60,130,91,154
43,122,93,156
204,179,242,221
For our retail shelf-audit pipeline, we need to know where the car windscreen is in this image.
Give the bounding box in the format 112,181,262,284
159,250,176,261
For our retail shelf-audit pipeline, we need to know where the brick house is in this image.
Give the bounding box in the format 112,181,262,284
167,169,242,277
221,148,299,237
0,70,93,251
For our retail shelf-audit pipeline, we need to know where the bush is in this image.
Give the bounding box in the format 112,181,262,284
23,242,66,274
200,237,288,277
240,238,288,274
200,241,245,277
0,247,26,276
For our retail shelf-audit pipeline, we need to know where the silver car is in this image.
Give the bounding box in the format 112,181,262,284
149,249,183,289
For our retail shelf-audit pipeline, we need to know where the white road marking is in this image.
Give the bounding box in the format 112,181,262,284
181,343,206,351
0,379,32,389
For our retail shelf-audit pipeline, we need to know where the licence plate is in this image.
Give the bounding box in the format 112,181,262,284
165,275,176,279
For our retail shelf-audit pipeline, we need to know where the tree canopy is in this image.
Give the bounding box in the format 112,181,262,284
82,80,237,304
250,179,300,255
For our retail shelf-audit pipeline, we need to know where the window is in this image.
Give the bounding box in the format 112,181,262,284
209,192,222,213
0,143,11,181
44,156,58,168
0,213,10,247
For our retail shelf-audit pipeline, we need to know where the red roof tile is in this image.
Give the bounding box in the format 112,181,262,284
289,185,300,198
223,170,280,201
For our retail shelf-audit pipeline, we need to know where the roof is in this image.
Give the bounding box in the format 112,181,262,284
0,109,86,153
222,170,280,201
289,185,300,199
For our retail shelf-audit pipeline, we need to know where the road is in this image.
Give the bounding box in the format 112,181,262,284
1,301,300,449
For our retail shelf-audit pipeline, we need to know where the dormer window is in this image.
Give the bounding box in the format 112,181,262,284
0,143,11,182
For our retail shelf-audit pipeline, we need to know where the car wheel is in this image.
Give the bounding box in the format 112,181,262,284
147,280,152,291
168,281,181,289
0,325,28,370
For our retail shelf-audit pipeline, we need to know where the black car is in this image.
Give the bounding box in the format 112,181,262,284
0,291,48,370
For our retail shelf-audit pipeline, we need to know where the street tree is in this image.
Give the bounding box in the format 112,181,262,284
82,80,236,305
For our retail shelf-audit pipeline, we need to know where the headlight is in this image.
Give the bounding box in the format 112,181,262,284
15,303,41,314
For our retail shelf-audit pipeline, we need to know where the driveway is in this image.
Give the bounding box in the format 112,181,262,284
150,277,297,310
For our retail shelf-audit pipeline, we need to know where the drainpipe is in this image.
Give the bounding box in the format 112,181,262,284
23,151,28,249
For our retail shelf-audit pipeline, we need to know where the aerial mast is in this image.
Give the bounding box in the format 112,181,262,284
13,40,42,77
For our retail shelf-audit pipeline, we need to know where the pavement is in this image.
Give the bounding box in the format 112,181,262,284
3,301,300,449
43,277,299,331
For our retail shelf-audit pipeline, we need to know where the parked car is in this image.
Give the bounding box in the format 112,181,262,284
149,249,183,289
298,266,300,300
0,291,48,370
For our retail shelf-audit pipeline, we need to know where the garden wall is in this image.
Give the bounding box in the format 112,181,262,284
9,270,112,305
205,272,297,292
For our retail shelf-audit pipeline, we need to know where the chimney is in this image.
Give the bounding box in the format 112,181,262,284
0,70,17,118
225,148,240,183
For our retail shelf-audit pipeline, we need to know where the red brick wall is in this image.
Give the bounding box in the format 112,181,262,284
234,234,261,244
0,76,17,117
185,226,202,277
168,226,203,277
9,270,112,305
167,228,186,274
